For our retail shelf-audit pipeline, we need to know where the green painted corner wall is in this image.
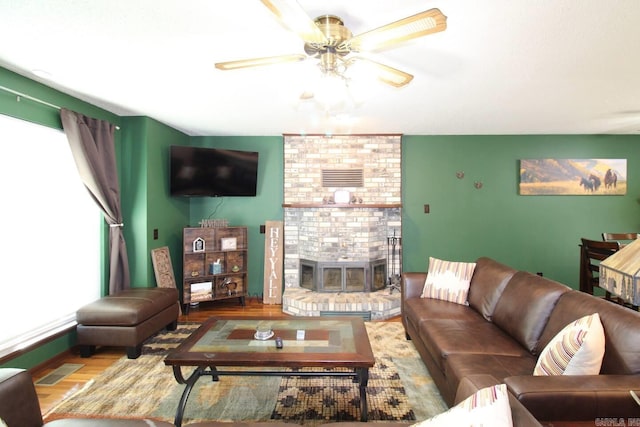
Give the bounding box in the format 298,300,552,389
145,120,191,290
402,135,640,287
119,116,150,289
119,116,190,289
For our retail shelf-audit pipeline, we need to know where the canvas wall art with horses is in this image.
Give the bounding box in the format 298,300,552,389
519,158,626,195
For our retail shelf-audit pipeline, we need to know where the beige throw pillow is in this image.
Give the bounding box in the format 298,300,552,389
421,257,476,305
411,383,513,427
534,312,605,376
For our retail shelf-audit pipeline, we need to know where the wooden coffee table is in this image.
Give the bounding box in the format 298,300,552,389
164,317,375,426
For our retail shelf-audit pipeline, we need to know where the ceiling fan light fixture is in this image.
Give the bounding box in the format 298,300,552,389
316,74,349,109
219,3,447,108
319,50,344,74
299,71,356,115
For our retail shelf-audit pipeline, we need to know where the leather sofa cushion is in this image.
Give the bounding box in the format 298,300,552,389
76,288,178,326
538,290,640,375
492,272,570,354
404,297,483,324
403,297,484,353
468,257,517,321
445,353,536,392
419,319,531,371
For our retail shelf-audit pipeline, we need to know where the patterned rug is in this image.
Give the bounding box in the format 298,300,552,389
44,321,446,425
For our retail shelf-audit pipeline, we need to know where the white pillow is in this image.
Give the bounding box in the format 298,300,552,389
411,383,513,427
421,257,476,305
534,312,605,376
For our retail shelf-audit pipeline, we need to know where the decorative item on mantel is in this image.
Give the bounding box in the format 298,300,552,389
600,238,640,307
199,219,229,228
321,193,363,204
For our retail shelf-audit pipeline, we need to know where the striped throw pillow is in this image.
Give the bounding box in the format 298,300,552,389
533,312,605,376
411,384,513,427
421,257,476,305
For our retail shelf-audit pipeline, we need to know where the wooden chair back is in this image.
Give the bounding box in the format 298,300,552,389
602,232,639,244
579,238,620,296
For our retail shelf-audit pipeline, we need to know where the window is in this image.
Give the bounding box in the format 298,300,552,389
0,114,101,358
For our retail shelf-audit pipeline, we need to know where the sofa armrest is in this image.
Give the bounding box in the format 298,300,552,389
401,272,426,300
505,375,640,421
0,368,44,427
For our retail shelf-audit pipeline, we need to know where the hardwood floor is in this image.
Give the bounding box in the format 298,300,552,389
33,296,399,416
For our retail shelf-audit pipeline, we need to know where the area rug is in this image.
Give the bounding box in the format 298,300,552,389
44,321,446,425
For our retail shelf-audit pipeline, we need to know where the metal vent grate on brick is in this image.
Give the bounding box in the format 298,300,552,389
320,311,372,321
321,169,364,188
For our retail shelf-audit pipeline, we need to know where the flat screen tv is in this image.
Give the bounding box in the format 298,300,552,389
170,146,259,197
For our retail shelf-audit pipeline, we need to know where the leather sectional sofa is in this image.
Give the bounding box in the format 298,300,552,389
1,365,543,427
401,256,640,424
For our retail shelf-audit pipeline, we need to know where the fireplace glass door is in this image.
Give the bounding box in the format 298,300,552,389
322,267,343,291
319,263,367,292
345,267,366,292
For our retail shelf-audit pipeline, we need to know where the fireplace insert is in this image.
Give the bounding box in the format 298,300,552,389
300,259,386,292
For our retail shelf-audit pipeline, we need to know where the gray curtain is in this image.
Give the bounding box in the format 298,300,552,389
60,108,130,293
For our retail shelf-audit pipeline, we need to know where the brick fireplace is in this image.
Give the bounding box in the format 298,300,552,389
281,134,402,319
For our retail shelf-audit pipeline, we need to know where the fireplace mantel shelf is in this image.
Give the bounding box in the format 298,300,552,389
282,203,402,209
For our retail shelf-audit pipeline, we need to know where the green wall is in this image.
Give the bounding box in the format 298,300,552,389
403,135,640,287
119,116,190,289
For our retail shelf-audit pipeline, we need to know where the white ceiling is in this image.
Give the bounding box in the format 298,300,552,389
1,0,640,136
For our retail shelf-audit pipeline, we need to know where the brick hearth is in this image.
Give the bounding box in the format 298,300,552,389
282,287,401,320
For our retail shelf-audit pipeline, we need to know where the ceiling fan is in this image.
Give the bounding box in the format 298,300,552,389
215,0,447,89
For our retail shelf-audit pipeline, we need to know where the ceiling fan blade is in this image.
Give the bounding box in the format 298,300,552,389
347,57,414,88
215,54,307,70
260,0,327,44
347,8,447,52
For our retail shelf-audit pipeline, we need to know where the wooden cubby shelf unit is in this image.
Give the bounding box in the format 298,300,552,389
182,226,248,313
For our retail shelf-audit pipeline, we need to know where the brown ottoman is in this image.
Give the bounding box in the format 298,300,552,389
76,287,179,359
